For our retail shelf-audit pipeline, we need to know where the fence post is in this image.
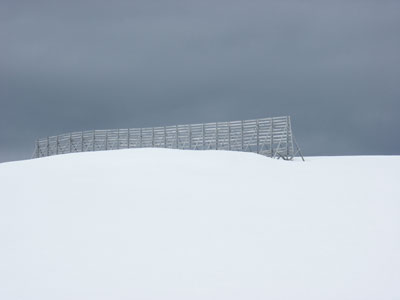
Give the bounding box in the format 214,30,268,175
216,122,218,150
46,137,49,156
270,118,274,157
128,128,130,149
201,123,206,150
164,126,167,148
228,122,231,150
56,135,59,155
286,116,290,157
36,139,39,158
175,125,178,149
139,128,142,148
117,129,120,149
256,119,259,154
189,125,192,149
152,127,155,147
92,131,95,151
241,120,244,151
69,133,72,153
81,132,84,152
288,116,294,157
105,131,108,150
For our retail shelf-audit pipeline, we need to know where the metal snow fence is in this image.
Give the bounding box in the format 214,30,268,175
32,116,303,160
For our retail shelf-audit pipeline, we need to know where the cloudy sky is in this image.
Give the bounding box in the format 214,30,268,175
1,0,399,162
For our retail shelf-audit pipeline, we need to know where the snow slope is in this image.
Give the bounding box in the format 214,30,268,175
0,149,399,300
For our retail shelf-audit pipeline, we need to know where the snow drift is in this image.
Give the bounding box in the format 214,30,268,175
0,149,399,300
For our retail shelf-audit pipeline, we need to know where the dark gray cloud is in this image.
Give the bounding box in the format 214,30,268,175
1,0,399,162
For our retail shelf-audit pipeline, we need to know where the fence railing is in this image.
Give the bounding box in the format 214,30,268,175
32,116,303,160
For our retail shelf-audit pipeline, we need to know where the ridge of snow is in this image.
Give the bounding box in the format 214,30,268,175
1,149,399,300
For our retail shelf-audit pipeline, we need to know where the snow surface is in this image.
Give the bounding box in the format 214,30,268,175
0,149,399,300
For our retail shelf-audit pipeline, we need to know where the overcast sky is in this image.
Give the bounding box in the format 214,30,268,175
1,0,399,162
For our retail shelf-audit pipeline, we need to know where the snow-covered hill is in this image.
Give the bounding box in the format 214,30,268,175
0,149,399,300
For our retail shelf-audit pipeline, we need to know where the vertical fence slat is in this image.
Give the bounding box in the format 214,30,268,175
92,131,95,151
189,125,192,150
241,120,244,151
105,131,108,150
81,132,84,152
202,124,205,150
139,128,142,148
228,122,231,151
117,129,120,150
128,128,130,149
164,126,167,148
175,125,178,149
56,136,59,155
270,118,274,157
152,127,154,147
256,119,259,154
286,116,290,157
216,122,218,150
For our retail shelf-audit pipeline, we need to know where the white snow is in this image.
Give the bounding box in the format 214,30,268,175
0,149,399,300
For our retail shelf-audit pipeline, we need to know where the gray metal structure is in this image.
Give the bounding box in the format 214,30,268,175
32,116,304,160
